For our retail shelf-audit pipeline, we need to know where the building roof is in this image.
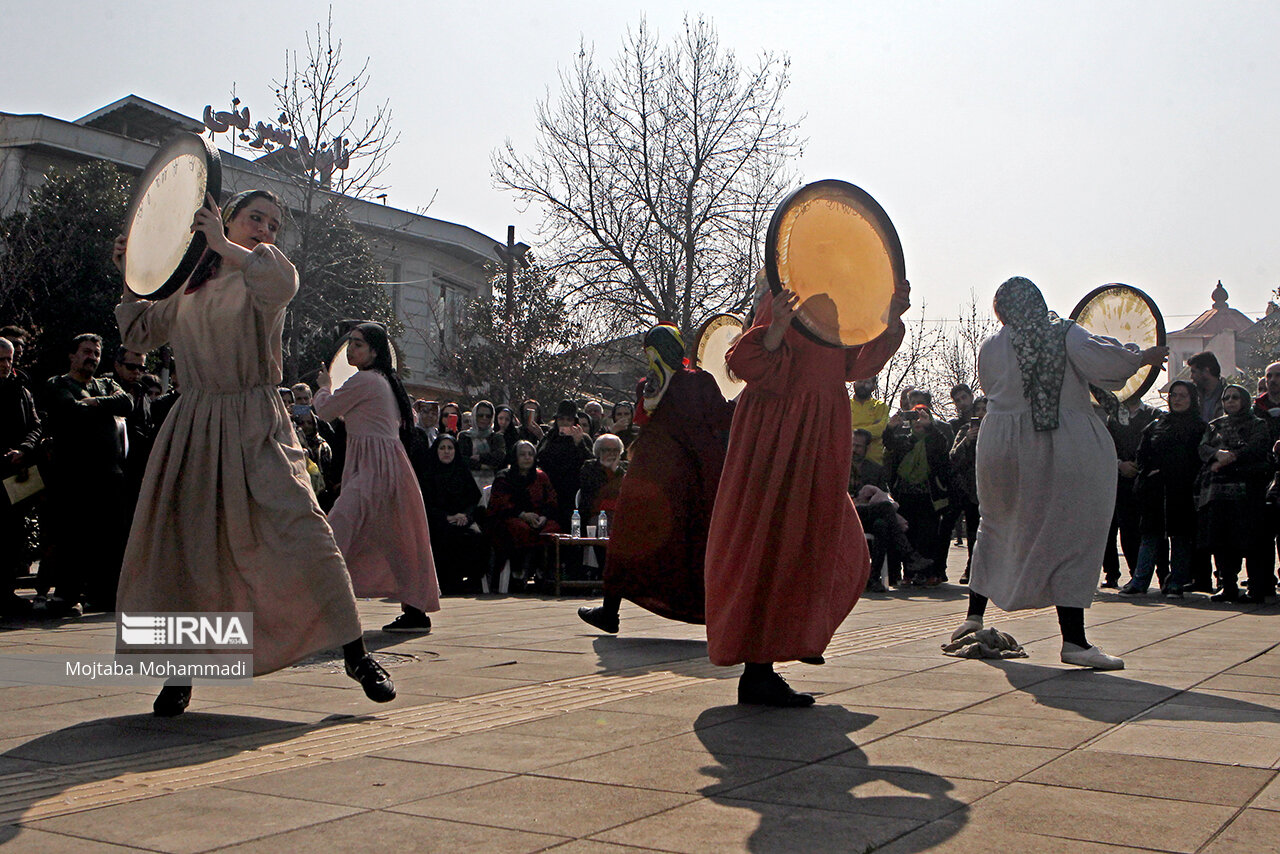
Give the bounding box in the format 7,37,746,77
74,95,203,143
1171,281,1257,338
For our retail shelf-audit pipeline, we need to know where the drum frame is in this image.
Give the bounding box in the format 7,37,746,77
692,313,746,401
1069,283,1167,404
123,133,222,300
764,179,906,349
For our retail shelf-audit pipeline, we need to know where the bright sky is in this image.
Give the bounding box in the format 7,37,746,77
4,0,1278,331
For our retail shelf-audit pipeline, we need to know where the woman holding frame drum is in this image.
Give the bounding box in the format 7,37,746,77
113,190,395,716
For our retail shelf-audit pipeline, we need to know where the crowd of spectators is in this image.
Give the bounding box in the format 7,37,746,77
3,321,1278,615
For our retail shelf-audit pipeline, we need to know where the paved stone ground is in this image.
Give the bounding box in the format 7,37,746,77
1,546,1278,853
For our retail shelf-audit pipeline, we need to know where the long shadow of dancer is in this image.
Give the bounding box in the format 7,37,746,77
694,704,968,853
0,710,361,845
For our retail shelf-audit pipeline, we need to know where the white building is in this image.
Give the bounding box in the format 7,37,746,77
0,94,501,399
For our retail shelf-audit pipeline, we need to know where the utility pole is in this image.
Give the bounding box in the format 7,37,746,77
493,226,532,406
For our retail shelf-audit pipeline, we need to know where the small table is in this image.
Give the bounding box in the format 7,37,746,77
542,533,609,596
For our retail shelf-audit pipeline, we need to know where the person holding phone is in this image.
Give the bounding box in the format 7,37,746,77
536,400,593,533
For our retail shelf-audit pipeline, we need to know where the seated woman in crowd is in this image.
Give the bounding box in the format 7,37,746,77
487,440,561,585
1198,383,1272,603
457,399,507,490
1122,380,1204,597
518,398,547,444
577,433,628,526
420,434,488,594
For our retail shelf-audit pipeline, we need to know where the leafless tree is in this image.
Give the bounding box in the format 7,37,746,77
494,16,803,340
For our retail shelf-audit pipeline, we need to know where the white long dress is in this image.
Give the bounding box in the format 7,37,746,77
969,322,1142,610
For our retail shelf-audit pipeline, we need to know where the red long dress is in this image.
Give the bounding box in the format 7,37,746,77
605,370,733,623
704,301,904,665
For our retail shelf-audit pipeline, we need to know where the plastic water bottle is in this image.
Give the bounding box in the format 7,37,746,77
597,511,609,538
571,509,581,537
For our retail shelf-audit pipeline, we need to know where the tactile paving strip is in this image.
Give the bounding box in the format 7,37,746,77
3,604,1053,824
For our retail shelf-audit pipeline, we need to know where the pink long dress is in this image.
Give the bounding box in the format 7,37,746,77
704,300,904,666
314,370,440,613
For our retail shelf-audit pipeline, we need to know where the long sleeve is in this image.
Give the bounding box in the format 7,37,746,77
115,292,182,353
242,244,299,313
313,370,378,421
1065,324,1143,390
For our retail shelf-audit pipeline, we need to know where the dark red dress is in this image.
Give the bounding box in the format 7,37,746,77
704,302,904,665
604,370,734,623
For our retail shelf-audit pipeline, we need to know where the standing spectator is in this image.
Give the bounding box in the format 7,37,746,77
294,408,338,510
948,396,986,583
457,399,506,490
1198,384,1272,602
609,401,641,456
1102,396,1163,587
884,404,952,585
849,377,891,465
112,347,157,529
42,333,132,613
419,434,486,594
1251,361,1280,601
0,326,34,395
0,337,40,614
290,382,313,406
536,399,593,532
1122,381,1203,596
1188,351,1226,425
850,427,931,591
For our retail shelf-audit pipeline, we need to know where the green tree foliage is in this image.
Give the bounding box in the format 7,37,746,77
287,200,399,384
440,263,590,407
0,161,131,381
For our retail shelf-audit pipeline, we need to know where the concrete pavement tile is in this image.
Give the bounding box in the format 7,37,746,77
371,732,617,773
902,711,1112,749
1200,674,1280,696
872,816,1155,854
372,672,540,699
0,827,152,851
536,740,804,795
842,735,1063,782
212,809,569,854
588,689,764,722
724,761,997,821
1023,751,1274,805
1013,671,1184,703
537,841,662,854
491,708,696,744
1086,722,1280,768
819,682,996,712
0,694,168,740
1131,698,1280,738
0,685,144,713
1199,809,1280,854
386,775,693,838
963,782,1236,852
26,789,361,853
217,755,509,808
4,720,212,765
592,796,923,853
962,691,1153,724
1251,774,1280,811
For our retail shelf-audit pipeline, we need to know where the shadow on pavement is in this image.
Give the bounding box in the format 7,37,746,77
591,635,722,676
0,711,360,844
694,704,966,853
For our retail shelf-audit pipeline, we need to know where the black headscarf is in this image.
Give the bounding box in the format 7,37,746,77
422,434,481,514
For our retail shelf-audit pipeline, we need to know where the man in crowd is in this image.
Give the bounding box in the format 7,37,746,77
0,337,41,615
41,334,132,614
0,326,34,394
112,348,156,527
849,427,930,591
414,399,440,444
1249,360,1280,602
849,376,891,465
537,399,592,533
1188,351,1226,424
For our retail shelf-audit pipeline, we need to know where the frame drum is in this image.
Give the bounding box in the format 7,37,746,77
329,337,399,392
1069,283,1166,404
765,180,904,348
123,133,222,299
692,313,746,401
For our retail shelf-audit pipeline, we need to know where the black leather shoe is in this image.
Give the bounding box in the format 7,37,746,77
799,656,825,665
737,670,815,707
346,655,396,703
1210,588,1239,603
577,605,619,634
153,685,192,717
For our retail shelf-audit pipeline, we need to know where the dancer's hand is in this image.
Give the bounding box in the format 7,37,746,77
764,288,799,351
317,363,331,390
191,193,230,256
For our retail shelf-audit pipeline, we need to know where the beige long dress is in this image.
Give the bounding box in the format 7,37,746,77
115,245,362,675
969,323,1142,610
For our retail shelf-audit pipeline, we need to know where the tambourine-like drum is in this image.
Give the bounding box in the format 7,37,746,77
692,313,746,401
329,337,399,392
123,133,222,299
765,179,904,348
1070,283,1166,404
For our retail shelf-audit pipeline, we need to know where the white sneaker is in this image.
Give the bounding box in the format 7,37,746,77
950,618,984,642
1061,642,1124,670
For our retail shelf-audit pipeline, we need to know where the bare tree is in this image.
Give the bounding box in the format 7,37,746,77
873,302,949,412
494,16,802,340
938,290,1000,397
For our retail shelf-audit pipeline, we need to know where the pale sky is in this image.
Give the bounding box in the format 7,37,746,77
4,0,1278,331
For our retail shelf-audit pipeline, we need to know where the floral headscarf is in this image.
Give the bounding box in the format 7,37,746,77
995,277,1074,432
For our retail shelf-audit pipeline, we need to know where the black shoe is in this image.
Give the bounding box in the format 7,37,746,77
1100,579,1120,589
799,656,825,665
1118,584,1145,596
1210,588,1239,603
153,685,192,717
957,574,969,585
382,612,432,633
1239,591,1270,605
577,605,619,634
738,669,815,707
865,579,886,593
346,655,396,702
1162,585,1184,598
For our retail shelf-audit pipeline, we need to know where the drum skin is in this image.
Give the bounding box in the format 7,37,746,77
692,314,746,401
1069,283,1166,403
